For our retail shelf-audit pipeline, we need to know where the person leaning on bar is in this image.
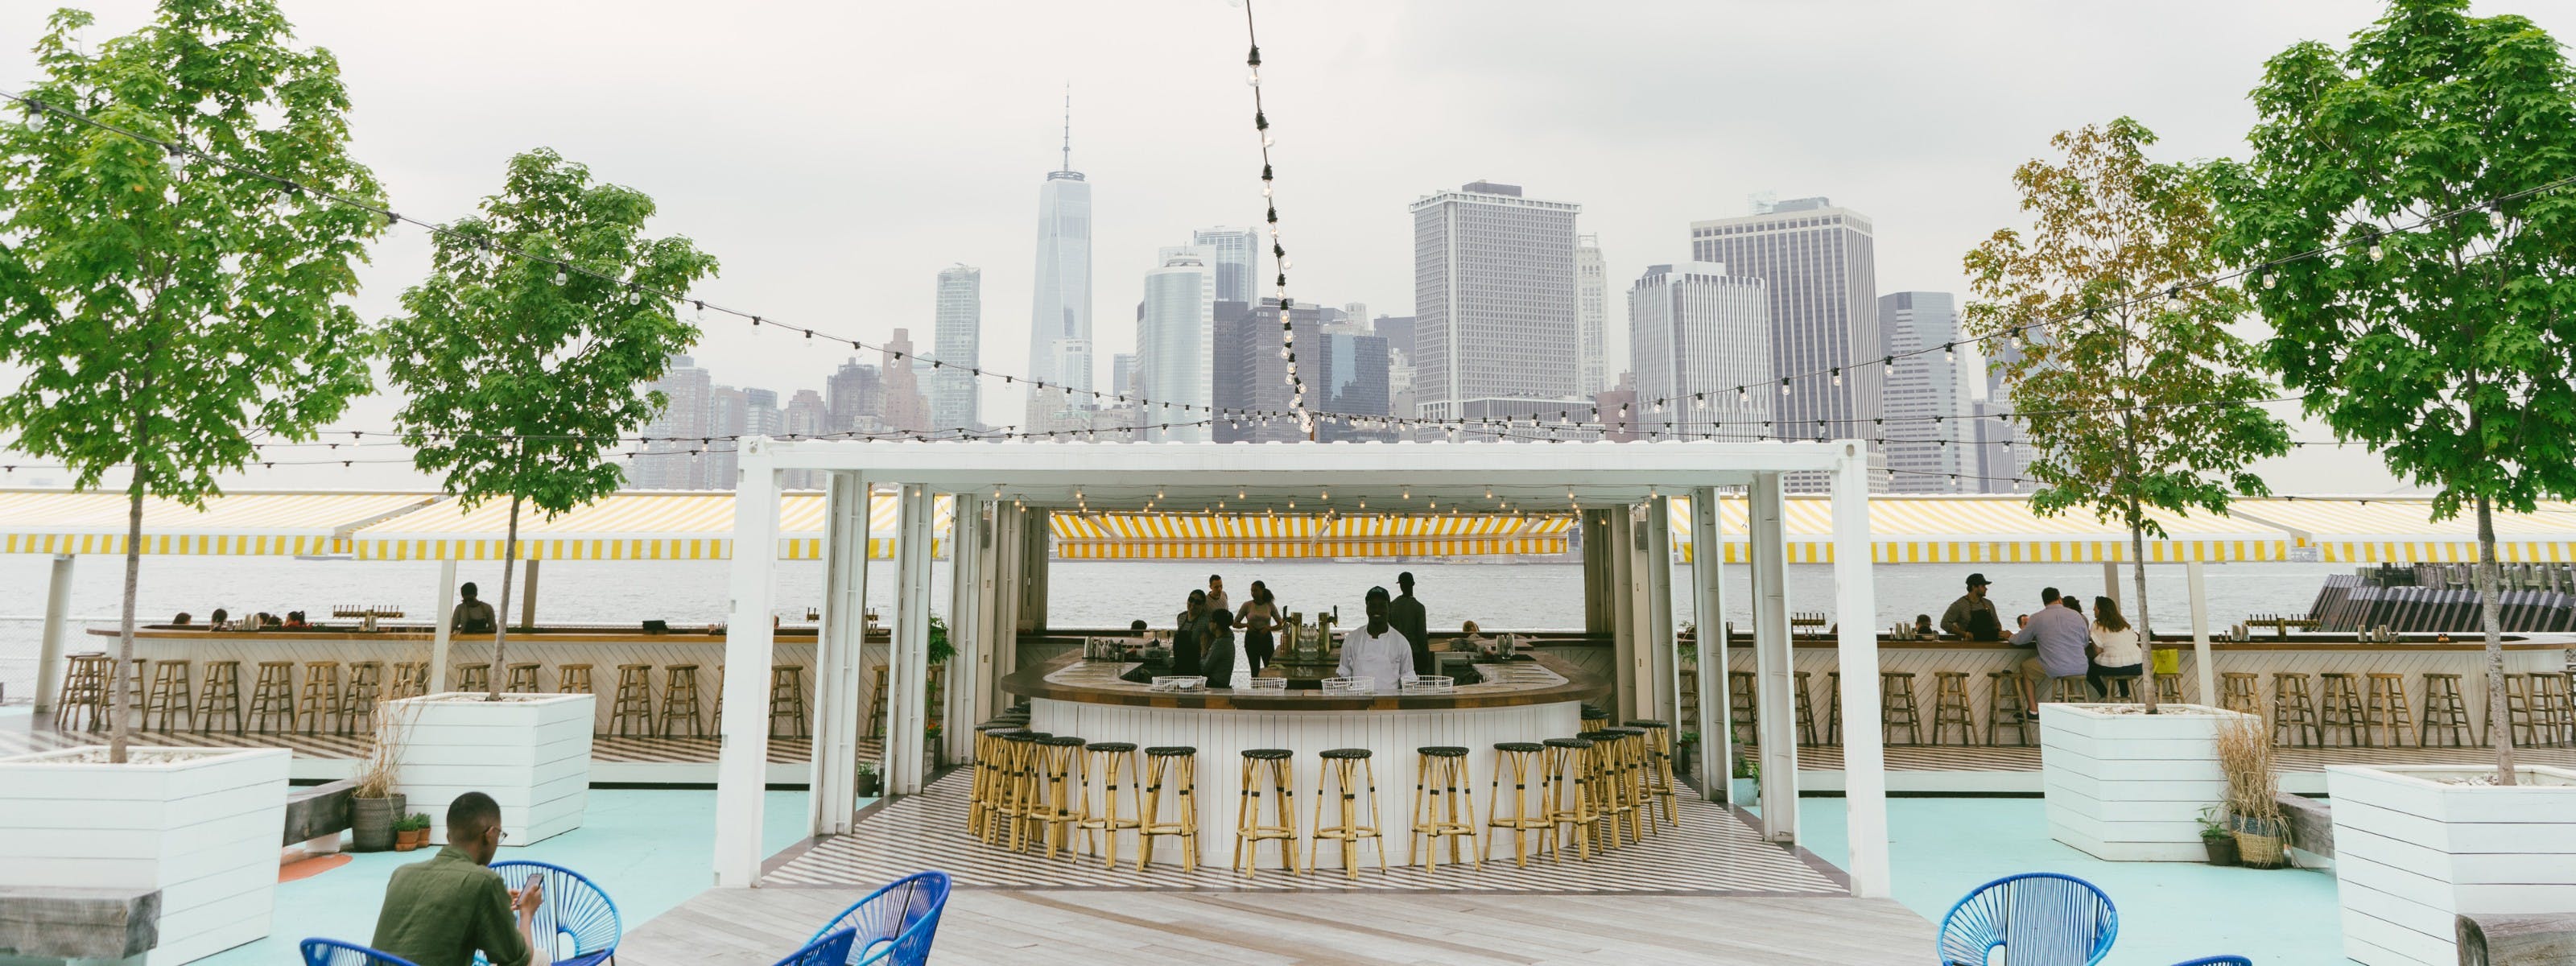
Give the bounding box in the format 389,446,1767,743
1939,572,1996,638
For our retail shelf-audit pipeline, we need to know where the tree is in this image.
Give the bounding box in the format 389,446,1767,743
2208,0,2576,781
0,1,384,762
384,149,717,699
1963,118,2293,712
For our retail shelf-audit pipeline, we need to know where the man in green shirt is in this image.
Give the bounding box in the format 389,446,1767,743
370,792,539,966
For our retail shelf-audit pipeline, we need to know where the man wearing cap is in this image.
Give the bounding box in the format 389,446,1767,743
1389,572,1434,676
1939,573,1996,639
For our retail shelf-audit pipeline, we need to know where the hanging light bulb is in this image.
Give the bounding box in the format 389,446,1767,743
1943,343,1955,362
1738,386,1751,403
1781,378,1792,396
2368,242,2384,262
2261,273,2277,290
1831,368,1843,387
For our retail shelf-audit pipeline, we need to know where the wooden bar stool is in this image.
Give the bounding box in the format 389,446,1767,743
1232,748,1299,877
658,664,707,737
53,654,109,732
2363,673,2417,748
144,659,193,732
452,663,492,695
2532,673,2574,748
1792,671,1820,745
1028,735,1086,859
967,724,1022,838
989,731,1046,849
388,661,427,700
609,664,655,737
341,661,383,735
2218,673,2264,715
2051,676,2091,704
295,661,343,735
2498,674,2540,746
2272,673,2320,747
1826,671,1843,745
1575,730,1637,851
1726,671,1758,746
195,659,244,735
1484,742,1551,867
2318,672,2368,747
555,663,594,695
1930,672,1978,745
2420,673,2475,747
123,658,148,729
1987,671,2033,746
1622,720,1679,826
1137,745,1201,872
769,665,810,739
1308,748,1387,879
504,663,543,694
1075,741,1142,869
1880,672,1923,745
2156,674,2186,705
1538,737,1599,861
248,661,298,733
864,665,890,739
1409,746,1479,875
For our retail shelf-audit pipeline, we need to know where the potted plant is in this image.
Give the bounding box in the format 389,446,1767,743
392,814,428,852
924,724,944,774
857,762,882,799
1675,729,1701,781
2215,713,2287,869
350,710,407,852
2197,806,2239,866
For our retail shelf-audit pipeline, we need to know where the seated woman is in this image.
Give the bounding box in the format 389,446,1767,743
1912,613,1937,639
2086,597,2144,700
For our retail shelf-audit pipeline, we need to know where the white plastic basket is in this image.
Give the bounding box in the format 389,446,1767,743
1321,676,1375,693
1149,675,1208,691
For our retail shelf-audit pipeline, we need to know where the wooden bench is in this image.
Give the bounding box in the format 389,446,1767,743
283,778,358,848
2458,912,2576,965
0,885,159,964
2276,791,2334,859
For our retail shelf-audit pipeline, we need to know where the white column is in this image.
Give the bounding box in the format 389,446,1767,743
34,555,73,713
1688,490,1729,802
944,496,985,762
986,506,1025,715
1644,495,1679,725
2188,558,2215,705
888,483,937,795
1746,473,1798,843
1607,507,1639,717
428,559,457,693
518,559,541,630
2102,560,2122,610
1020,510,1051,634
1832,443,1892,898
712,438,781,888
811,472,869,835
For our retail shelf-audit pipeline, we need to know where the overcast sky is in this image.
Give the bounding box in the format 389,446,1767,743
6,0,2566,494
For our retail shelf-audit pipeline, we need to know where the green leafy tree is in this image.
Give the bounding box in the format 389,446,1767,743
385,149,716,699
1963,118,2293,712
0,1,383,761
2209,0,2576,780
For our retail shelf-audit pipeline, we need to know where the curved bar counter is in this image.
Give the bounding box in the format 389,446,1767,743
1002,651,1612,869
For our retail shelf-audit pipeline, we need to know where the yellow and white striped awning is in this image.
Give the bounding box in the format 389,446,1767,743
1670,495,2292,564
2227,497,2576,564
0,490,440,556
348,490,949,561
1051,513,1575,560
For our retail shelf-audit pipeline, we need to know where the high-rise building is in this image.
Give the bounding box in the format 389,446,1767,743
1373,316,1417,358
881,328,930,434
1191,227,1259,305
1409,181,1583,422
1110,353,1136,398
1214,299,1323,443
1596,373,1639,443
825,357,883,437
1879,292,1970,493
706,386,748,486
1971,337,2041,494
1025,97,1093,426
633,353,712,489
1577,234,1608,396
1690,196,1882,489
930,264,981,433
1136,247,1216,442
1627,262,1772,440
741,387,784,439
782,389,828,489
1314,330,1393,442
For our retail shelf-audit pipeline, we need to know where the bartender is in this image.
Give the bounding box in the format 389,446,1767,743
1338,587,1416,685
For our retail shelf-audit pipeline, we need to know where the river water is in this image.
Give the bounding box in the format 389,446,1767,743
0,555,2348,704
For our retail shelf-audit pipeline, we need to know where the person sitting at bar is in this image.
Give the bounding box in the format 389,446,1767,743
2009,587,2091,712
1939,572,1996,638
369,791,540,966
452,583,497,634
208,608,231,631
171,612,193,626
1338,587,1415,686
283,610,309,629
1129,620,1150,633
1912,614,1937,639
2087,596,2145,700
265,613,286,629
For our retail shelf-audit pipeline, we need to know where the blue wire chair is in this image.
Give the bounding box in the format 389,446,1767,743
486,860,623,966
1935,872,2118,966
2169,958,2253,965
301,938,424,966
807,871,952,966
774,928,859,966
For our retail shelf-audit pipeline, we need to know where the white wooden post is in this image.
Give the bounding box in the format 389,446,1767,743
428,559,457,693
2188,558,2215,705
943,496,985,762
712,438,781,887
2102,560,2122,610
811,471,869,835
518,559,541,630
1020,509,1051,634
1688,489,1730,803
1832,442,1891,898
985,506,1024,716
33,555,72,713
1747,473,1798,844
888,483,936,795
1645,495,1679,725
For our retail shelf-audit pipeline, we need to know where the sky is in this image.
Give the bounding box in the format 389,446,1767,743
5,0,2567,494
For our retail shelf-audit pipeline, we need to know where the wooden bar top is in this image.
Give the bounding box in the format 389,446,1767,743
1002,651,1611,712
87,625,870,645
1691,634,2575,654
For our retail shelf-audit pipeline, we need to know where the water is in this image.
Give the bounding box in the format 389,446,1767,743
0,555,2346,703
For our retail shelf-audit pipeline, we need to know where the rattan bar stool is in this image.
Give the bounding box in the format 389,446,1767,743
296,661,343,735
1233,748,1299,877
989,730,1047,849
1538,737,1598,861
1793,671,1820,745
1987,671,2033,746
195,659,244,735
2273,673,2321,747
658,664,707,737
2318,672,2369,747
146,659,194,732
1137,745,1201,872
248,661,298,733
1880,672,1923,745
452,663,491,695
1726,671,1758,745
1580,702,1611,733
1930,672,1978,745
1575,729,1637,850
1029,735,1087,859
1409,746,1479,875
2050,676,2091,704
1484,741,1551,867
2156,674,2187,705
341,661,384,735
769,665,810,738
1075,741,1141,869
2420,673,2475,746
609,664,655,737
2363,672,2418,748
1623,720,1679,827
966,724,1022,838
555,663,595,695
125,658,147,727
1603,727,1656,840
503,663,542,694
1309,748,1387,879
2218,672,2263,715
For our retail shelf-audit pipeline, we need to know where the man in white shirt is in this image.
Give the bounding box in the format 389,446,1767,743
1337,587,1415,687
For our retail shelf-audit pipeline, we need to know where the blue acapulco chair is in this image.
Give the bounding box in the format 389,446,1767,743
774,928,859,966
1935,872,2118,966
2169,958,2253,965
301,938,424,966
484,860,623,966
807,871,952,966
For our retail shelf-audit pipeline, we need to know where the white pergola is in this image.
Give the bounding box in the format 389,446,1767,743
712,437,1892,898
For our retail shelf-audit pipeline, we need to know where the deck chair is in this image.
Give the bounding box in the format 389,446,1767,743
1936,872,2117,965
486,860,622,966
807,870,952,966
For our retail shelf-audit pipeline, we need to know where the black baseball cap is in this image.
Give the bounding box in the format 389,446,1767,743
1965,573,1991,587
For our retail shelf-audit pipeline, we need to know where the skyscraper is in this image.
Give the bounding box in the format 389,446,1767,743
931,264,981,433
882,328,930,434
1136,247,1215,441
1577,234,1608,396
1024,95,1093,427
1409,181,1583,422
1191,227,1259,306
633,353,712,489
706,386,747,486
741,387,784,438
1972,337,2041,494
1110,353,1136,398
825,357,883,437
1215,299,1319,444
1627,262,1772,439
1879,292,1970,493
782,390,828,489
1690,196,1882,489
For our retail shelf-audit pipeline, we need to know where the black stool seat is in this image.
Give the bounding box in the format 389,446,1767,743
1319,748,1372,760
1146,745,1197,757
1005,731,1050,742
1543,737,1595,749
1624,720,1670,729
1575,730,1624,742
1605,726,1649,737
1241,748,1294,761
1418,745,1468,758
976,720,1022,732
1085,741,1137,753
1579,703,1610,718
1493,741,1546,753
1038,735,1085,747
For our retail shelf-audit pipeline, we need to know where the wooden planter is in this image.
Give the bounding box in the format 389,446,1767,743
384,692,595,847
0,745,291,964
2326,764,2576,966
2039,703,2256,861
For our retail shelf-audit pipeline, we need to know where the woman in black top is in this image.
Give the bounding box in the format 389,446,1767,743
1236,580,1280,675
1170,590,1210,675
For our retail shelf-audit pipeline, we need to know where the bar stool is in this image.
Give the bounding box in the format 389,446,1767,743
864,665,890,739
1826,671,1844,745
1538,737,1598,861
504,663,543,694
2498,675,2540,746
341,661,383,735
1074,741,1141,869
555,663,594,695
1726,671,1758,745
2533,673,2574,747
448,663,489,695
249,661,298,733
2051,677,2091,704
609,664,655,737
2272,672,2320,747
295,661,343,735
2156,674,2186,705
1308,748,1387,879
1409,746,1479,874
2421,673,2475,747
766,665,810,738
1231,748,1300,877
658,665,707,737
1793,671,1820,745
1930,672,1978,745
1484,742,1551,867
989,730,1047,848
1575,730,1637,850
1137,745,1201,872
1604,727,1657,840
55,654,112,732
1880,672,1923,745
967,724,1022,838
2318,672,2368,747
1580,703,1611,733
126,658,148,726
388,661,427,700
2218,672,2264,715
1624,720,1680,827
711,666,724,727
195,659,244,735
1028,735,1086,859
1987,671,2033,746
2363,673,2417,748
146,659,194,732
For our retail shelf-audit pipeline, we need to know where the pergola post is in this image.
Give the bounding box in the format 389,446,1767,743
811,471,870,835
943,496,985,762
1019,509,1051,635
1607,506,1639,717
34,555,73,713
1643,495,1678,725
1687,490,1729,803
518,559,541,630
2102,560,2122,609
986,506,1026,715
2188,558,2215,704
1583,510,1614,637
1746,473,1798,844
713,438,782,888
886,483,936,795
1832,443,1891,898
427,559,457,693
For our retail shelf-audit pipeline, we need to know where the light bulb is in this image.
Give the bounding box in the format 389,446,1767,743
1781,380,1792,396
1831,369,1843,387
163,144,188,176
1262,134,1277,149
555,267,568,284
1943,343,1955,362
1739,386,1750,402
2262,274,2277,289
1281,257,1293,270
1247,72,1261,87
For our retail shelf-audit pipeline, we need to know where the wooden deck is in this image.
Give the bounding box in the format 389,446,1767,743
620,886,1934,965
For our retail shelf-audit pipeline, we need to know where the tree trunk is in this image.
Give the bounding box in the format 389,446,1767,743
488,493,523,701
2475,493,2516,785
109,482,143,763
2129,511,2157,713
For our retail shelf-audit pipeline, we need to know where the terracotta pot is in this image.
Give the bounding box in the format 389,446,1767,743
2202,835,2239,865
393,829,419,852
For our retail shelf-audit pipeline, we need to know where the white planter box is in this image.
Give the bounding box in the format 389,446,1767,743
0,745,291,964
2040,704,2254,861
384,692,595,847
2326,764,2576,966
